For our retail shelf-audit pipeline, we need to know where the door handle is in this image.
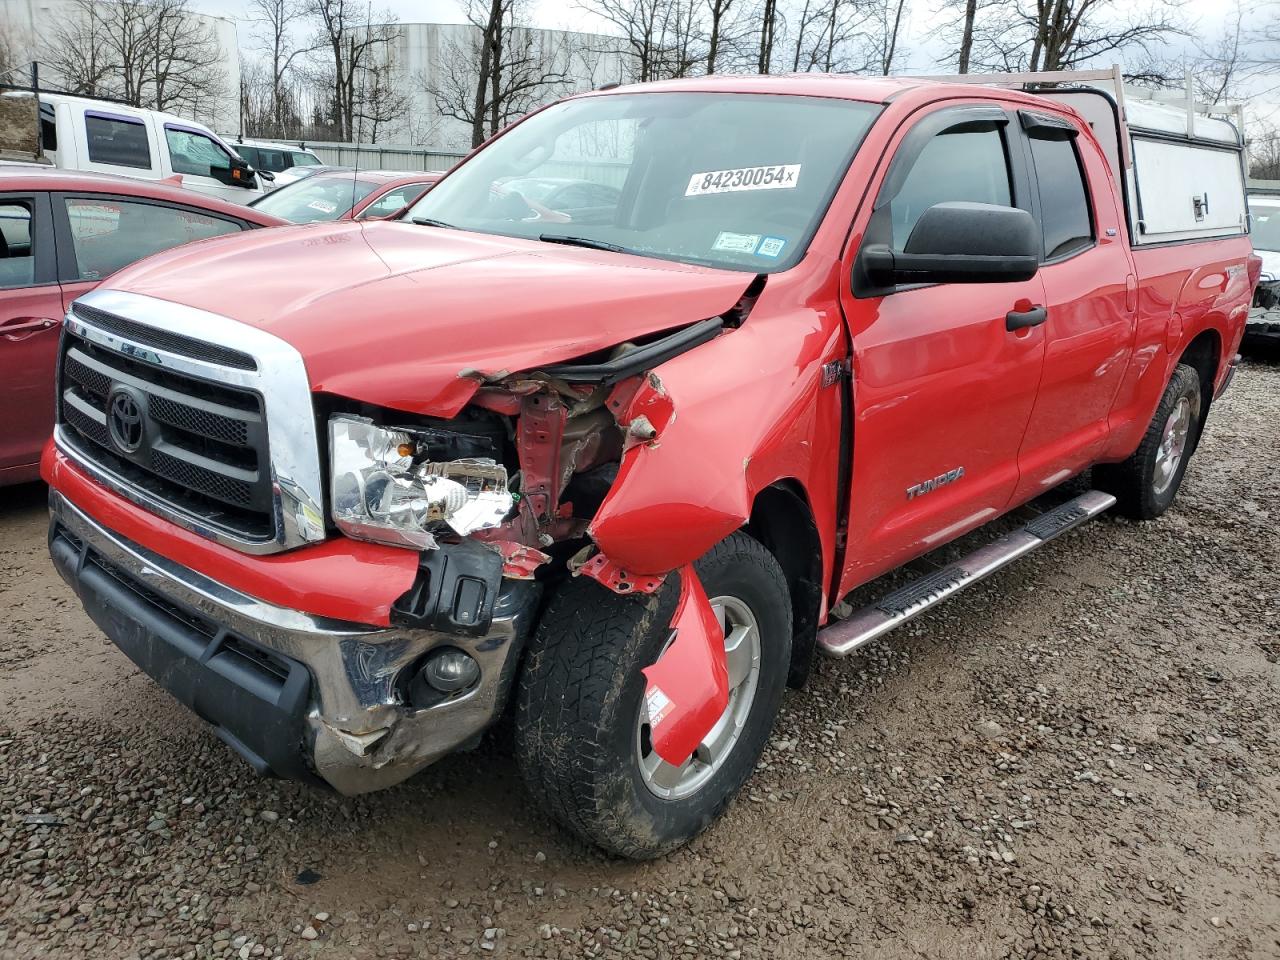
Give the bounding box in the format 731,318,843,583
1006,305,1047,331
1,317,59,340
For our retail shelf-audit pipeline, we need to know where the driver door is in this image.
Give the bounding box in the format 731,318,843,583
837,104,1049,591
162,126,256,203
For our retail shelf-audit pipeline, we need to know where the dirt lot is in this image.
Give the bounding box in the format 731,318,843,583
2,357,1279,960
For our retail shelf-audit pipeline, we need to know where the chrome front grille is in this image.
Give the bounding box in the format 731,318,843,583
55,288,327,555
59,332,274,538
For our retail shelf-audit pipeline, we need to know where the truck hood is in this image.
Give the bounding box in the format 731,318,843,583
101,221,753,416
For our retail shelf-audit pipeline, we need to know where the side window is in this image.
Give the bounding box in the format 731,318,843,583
39,104,57,153
1029,136,1093,259
85,115,152,169
890,128,1012,251
235,145,259,169
0,201,35,289
165,128,233,179
63,198,242,281
255,149,288,173
356,185,431,219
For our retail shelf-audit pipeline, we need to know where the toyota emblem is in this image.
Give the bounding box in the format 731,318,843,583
107,389,145,454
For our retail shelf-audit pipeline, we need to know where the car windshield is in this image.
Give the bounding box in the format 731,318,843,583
254,175,377,223
293,152,322,166
1250,201,1280,252
405,92,881,272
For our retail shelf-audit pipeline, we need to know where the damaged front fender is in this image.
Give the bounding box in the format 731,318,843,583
641,564,730,766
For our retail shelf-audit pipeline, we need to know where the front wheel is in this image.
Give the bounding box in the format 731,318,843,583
514,532,791,859
1095,363,1202,520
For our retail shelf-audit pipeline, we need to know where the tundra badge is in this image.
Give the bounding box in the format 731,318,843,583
906,466,965,500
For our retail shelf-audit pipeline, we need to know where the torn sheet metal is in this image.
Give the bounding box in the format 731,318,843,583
640,565,729,765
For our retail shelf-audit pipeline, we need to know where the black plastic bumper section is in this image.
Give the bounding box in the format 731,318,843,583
48,520,321,784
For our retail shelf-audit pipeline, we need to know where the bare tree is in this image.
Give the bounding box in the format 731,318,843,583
791,0,871,72
581,0,708,82
249,0,314,135
352,45,410,142
705,0,737,73
956,0,1185,73
40,0,224,116
307,0,400,141
1250,125,1280,180
865,0,909,73
0,22,30,83
427,0,577,148
757,0,780,71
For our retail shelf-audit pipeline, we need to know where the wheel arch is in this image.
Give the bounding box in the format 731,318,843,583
1175,328,1221,452
745,479,823,688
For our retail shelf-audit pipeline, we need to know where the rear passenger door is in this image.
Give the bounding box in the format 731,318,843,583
1010,110,1137,502
77,111,159,181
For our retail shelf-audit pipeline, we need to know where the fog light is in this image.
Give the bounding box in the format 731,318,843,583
422,649,480,693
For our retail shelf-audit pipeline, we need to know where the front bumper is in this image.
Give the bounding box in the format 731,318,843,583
48,491,538,794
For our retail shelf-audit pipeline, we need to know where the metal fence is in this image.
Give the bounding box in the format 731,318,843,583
225,138,468,172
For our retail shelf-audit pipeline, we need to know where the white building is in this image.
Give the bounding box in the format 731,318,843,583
0,0,241,132
378,21,626,151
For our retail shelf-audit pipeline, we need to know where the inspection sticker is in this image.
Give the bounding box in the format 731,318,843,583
757,236,788,258
686,164,801,196
712,231,761,255
645,685,674,728
307,199,338,214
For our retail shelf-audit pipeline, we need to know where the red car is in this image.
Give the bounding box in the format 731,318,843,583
44,73,1255,858
0,169,284,485
248,169,443,223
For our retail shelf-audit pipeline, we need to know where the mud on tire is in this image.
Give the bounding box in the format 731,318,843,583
514,532,791,859
1095,363,1203,521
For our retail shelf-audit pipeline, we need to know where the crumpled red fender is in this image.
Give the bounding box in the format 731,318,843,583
640,564,729,765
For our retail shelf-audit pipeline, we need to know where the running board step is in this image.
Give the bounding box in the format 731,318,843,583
818,490,1116,659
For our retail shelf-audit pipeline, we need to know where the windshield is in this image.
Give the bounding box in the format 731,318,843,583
405,93,881,271
254,176,376,223
1250,201,1280,252
293,152,322,166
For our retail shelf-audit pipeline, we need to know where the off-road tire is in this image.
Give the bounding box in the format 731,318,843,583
1095,363,1203,520
514,532,791,859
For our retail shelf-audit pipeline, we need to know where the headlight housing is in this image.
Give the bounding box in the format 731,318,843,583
329,415,512,550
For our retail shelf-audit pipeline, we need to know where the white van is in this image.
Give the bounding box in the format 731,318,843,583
1,91,263,204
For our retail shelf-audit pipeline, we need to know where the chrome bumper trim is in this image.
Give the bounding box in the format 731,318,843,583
51,492,537,794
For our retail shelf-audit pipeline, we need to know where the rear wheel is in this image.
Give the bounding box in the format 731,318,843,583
1095,363,1202,520
514,532,791,859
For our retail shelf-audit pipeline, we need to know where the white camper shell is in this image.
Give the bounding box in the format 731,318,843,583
924,66,1248,248
0,91,263,205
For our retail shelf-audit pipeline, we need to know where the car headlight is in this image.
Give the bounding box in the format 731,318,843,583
329,415,512,550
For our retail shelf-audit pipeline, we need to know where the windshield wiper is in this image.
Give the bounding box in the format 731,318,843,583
412,217,454,228
537,234,634,254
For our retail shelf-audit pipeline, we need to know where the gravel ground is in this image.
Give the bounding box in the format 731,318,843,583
2,358,1279,960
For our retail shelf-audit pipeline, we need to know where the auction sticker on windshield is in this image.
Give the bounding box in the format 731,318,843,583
686,164,801,196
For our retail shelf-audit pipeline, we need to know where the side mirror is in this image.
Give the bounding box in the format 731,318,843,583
863,201,1040,285
259,169,276,183
224,156,257,189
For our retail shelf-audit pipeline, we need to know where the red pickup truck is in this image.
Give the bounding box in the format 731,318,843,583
44,72,1256,859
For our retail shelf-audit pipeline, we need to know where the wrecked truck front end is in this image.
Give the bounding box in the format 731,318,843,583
43,277,765,795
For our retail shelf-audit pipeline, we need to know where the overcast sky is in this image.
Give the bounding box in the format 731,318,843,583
191,0,1277,124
